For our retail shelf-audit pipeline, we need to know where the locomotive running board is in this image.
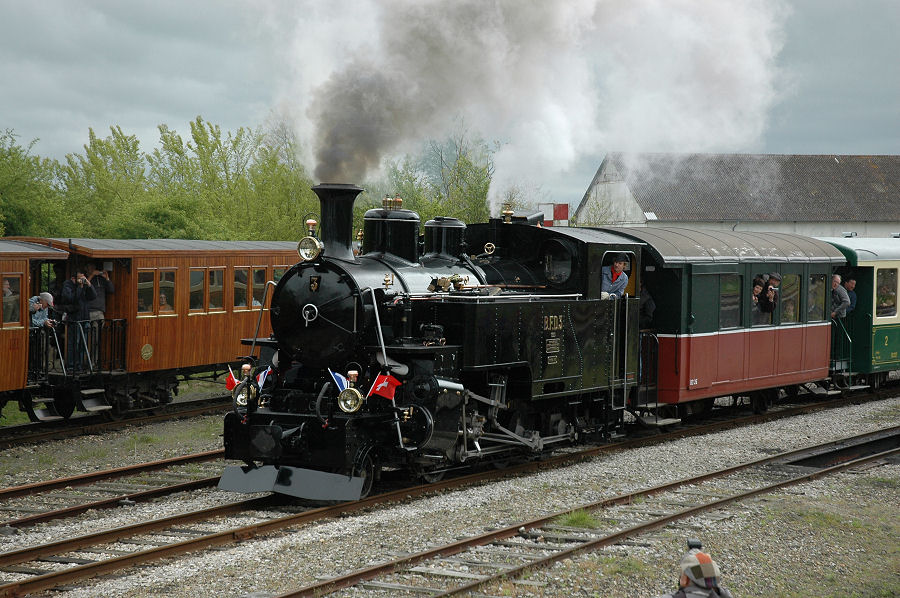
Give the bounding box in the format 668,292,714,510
218,464,365,501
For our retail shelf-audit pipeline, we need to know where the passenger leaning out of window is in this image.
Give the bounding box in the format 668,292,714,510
757,272,781,313
831,274,850,319
601,253,629,300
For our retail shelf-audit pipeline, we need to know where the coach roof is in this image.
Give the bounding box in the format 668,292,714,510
10,238,299,258
816,237,900,265
0,239,69,259
598,227,846,266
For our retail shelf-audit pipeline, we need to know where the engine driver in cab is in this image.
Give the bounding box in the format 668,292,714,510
602,252,629,299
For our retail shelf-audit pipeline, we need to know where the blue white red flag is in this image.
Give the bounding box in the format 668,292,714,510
367,373,401,400
328,368,348,392
256,366,272,388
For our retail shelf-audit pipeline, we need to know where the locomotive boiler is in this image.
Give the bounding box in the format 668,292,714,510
220,183,642,500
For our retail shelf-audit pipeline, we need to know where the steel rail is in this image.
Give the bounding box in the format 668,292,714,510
438,445,900,597
2,476,219,528
0,401,894,596
0,396,231,450
278,432,900,597
0,449,222,501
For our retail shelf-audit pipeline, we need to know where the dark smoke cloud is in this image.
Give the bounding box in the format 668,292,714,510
275,0,788,195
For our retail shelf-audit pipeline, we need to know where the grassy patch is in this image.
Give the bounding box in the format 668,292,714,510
0,400,30,426
76,445,110,461
554,509,603,529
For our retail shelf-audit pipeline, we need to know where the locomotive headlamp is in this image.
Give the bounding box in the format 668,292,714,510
337,387,364,413
233,380,258,410
297,236,324,261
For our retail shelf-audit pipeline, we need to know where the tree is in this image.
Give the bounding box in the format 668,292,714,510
0,130,66,236
385,128,494,225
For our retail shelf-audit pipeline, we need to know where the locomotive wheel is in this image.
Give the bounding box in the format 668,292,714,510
353,453,378,498
417,467,446,483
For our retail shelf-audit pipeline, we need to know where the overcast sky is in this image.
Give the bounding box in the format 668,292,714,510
1,0,897,205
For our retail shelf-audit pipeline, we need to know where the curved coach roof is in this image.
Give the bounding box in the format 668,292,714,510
0,239,68,260
597,227,846,266
9,238,299,258
815,237,900,265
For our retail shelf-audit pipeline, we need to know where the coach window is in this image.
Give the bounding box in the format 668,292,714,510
2,274,22,326
159,270,176,314
807,274,827,321
189,269,206,312
719,274,740,329
252,267,267,308
137,271,155,315
234,268,249,309
273,266,288,283
876,268,897,318
209,269,225,311
780,274,800,324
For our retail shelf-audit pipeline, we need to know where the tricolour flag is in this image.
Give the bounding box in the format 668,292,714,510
225,365,238,391
367,373,401,400
328,368,348,392
256,366,272,389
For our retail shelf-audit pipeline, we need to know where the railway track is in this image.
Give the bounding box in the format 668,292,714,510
0,395,231,449
280,426,900,597
0,393,895,596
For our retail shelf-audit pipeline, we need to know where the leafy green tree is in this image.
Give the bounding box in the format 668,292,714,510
385,128,493,225
0,130,66,236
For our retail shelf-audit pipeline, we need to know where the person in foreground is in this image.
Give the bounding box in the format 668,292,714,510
655,539,733,598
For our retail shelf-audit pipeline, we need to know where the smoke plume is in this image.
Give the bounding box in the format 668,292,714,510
269,0,789,198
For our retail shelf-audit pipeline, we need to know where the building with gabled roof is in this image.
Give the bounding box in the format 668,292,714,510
572,153,900,237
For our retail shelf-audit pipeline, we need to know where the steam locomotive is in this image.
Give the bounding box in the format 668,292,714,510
220,184,643,500
220,183,896,501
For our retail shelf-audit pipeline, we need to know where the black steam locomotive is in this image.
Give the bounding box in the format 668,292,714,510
220,184,642,500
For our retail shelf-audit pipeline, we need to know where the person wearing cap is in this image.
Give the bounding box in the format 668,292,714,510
656,548,734,598
831,274,850,319
29,293,55,328
757,271,781,314
601,252,629,299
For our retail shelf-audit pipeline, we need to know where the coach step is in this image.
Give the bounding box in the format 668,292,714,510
78,388,113,412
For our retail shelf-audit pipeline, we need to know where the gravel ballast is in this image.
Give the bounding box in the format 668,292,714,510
3,398,898,597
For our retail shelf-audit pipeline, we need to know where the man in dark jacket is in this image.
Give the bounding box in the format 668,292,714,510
59,267,97,371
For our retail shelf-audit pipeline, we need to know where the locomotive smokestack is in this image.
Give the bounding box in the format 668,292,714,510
312,183,363,262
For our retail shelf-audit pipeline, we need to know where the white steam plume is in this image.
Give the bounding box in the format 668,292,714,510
266,0,789,200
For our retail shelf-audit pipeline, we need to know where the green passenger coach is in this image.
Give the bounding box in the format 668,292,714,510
817,237,900,388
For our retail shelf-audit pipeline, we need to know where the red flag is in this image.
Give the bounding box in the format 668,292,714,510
367,373,401,400
225,365,238,391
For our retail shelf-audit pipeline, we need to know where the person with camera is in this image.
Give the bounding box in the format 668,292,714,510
29,292,55,328
757,271,781,314
655,539,733,598
59,267,97,371
85,262,115,321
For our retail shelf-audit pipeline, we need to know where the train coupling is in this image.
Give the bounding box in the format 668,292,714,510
218,464,365,501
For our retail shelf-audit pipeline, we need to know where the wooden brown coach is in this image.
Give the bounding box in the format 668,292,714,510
4,237,299,421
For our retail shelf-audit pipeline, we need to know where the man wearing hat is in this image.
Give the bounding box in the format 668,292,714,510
656,547,734,598
601,252,630,299
29,292,56,328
